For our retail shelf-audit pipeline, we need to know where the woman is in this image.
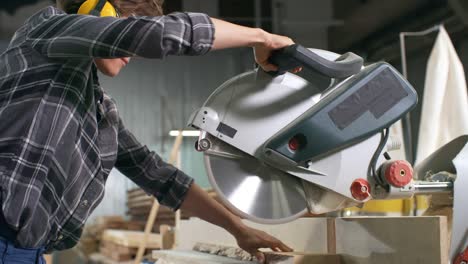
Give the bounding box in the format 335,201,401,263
0,0,299,262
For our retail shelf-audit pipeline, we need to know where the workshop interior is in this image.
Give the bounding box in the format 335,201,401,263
1,0,468,263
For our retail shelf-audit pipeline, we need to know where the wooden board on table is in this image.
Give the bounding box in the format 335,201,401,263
153,250,255,264
193,243,253,261
192,243,342,264
152,250,342,264
102,229,162,249
177,216,448,264
333,216,448,264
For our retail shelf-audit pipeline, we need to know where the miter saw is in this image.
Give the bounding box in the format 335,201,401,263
187,45,466,262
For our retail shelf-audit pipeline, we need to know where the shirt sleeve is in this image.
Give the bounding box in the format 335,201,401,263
26,9,215,59
115,118,194,210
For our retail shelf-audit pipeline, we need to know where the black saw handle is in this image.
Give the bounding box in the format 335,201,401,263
269,44,364,78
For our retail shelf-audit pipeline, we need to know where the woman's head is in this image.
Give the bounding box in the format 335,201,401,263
56,0,163,77
56,0,164,17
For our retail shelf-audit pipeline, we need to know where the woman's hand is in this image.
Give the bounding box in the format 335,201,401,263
211,18,302,73
253,32,301,73
233,224,293,263
179,184,293,263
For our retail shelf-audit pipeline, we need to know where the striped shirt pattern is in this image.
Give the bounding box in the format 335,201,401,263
0,6,214,251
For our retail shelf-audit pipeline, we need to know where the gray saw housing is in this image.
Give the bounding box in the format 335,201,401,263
188,47,418,224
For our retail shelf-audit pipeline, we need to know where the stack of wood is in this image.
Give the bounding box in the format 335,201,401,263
126,188,193,232
76,216,154,259
77,226,100,258
98,229,162,261
76,216,127,259
95,216,127,231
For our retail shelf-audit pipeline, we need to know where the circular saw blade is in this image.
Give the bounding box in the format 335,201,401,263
203,135,308,224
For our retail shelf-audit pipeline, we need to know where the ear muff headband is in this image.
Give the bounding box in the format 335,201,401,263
77,0,118,17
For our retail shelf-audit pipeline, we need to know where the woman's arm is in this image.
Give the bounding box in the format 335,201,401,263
180,183,293,263
28,8,297,72
115,116,292,263
28,8,214,59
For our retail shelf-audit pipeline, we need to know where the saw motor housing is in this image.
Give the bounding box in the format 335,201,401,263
188,45,418,223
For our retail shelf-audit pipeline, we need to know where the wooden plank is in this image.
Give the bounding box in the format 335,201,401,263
126,207,152,216
126,219,175,233
440,216,449,264
191,243,342,264
193,243,253,261
96,216,125,226
102,229,162,249
264,252,342,264
152,250,342,264
152,250,253,264
327,218,336,254
125,221,145,231
335,216,448,264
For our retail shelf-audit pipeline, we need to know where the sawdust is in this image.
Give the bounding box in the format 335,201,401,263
193,242,256,261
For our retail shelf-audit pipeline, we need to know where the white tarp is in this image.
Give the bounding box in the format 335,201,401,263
416,26,468,164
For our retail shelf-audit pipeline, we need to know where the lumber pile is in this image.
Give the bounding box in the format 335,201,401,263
76,216,128,260
126,188,194,232
76,216,172,262
99,229,162,261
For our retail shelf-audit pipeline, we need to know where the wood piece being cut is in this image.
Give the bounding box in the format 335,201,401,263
193,242,254,261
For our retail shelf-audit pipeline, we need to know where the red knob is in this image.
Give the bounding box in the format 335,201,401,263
288,137,300,151
384,160,413,187
350,179,371,201
454,246,468,264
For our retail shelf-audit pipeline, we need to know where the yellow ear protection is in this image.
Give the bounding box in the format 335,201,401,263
77,0,119,17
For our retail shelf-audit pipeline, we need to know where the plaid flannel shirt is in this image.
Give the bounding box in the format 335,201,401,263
0,6,214,251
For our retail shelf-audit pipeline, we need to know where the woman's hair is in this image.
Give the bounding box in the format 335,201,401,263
56,0,164,16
